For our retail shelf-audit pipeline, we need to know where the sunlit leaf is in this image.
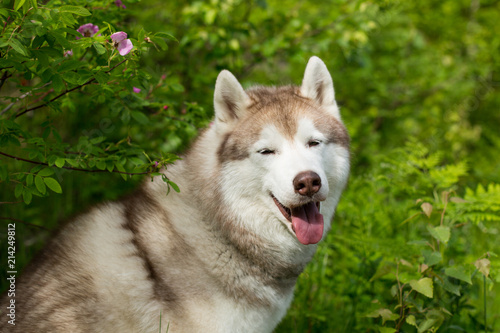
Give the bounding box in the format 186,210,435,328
410,278,433,298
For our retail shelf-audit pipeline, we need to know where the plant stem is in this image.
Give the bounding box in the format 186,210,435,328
484,274,487,333
0,217,50,231
0,151,150,176
14,58,128,118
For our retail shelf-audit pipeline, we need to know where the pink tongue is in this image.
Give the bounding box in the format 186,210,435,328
291,202,324,245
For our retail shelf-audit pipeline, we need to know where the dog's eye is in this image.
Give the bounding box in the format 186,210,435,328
258,148,275,155
308,140,322,147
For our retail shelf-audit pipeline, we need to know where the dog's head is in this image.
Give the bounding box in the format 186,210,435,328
212,57,350,245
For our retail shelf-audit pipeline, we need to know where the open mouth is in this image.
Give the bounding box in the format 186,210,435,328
271,195,324,245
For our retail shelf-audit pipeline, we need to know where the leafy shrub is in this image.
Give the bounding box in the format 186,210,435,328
279,141,499,332
0,0,199,205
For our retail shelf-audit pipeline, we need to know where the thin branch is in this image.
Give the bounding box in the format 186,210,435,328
1,82,53,115
15,79,96,118
0,70,12,90
2,16,11,35
14,58,129,118
0,151,150,176
0,217,50,231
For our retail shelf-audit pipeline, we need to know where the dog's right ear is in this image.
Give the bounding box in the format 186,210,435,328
213,70,250,132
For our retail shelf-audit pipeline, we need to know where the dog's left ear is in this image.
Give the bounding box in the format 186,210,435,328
300,56,340,119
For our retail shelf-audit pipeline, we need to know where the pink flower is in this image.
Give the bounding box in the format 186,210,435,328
154,161,159,168
115,0,126,8
111,32,133,56
64,50,73,57
133,87,141,93
163,105,169,110
77,23,99,39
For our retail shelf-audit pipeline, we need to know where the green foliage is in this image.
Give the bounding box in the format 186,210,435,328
0,0,198,205
1,0,499,332
281,143,499,332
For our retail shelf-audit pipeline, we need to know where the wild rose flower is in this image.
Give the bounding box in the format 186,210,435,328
111,32,133,56
115,0,126,9
133,87,141,93
77,23,99,39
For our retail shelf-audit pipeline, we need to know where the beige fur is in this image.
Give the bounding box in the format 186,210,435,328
0,57,350,332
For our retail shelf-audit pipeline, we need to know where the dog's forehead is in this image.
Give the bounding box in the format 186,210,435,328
245,86,309,136
244,87,349,146
217,86,349,163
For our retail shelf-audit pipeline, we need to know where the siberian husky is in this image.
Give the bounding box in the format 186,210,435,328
0,56,350,332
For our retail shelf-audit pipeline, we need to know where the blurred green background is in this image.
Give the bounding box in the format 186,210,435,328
1,0,499,332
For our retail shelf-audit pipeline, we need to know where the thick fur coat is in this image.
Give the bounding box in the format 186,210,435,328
0,57,350,333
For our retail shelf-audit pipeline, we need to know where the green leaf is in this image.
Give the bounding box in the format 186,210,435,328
423,250,442,266
154,32,178,42
66,159,81,167
56,28,82,38
94,71,109,84
15,183,23,198
35,175,46,195
58,5,91,16
131,111,149,125
366,309,399,325
22,189,32,204
0,9,9,19
96,160,106,170
41,68,54,83
52,74,65,93
38,167,54,177
406,315,417,327
106,161,114,172
52,129,62,143
445,266,472,284
129,157,144,166
14,0,26,11
55,158,65,168
115,162,127,181
8,39,29,56
62,71,81,85
170,82,184,92
150,172,163,177
418,310,446,333
409,277,433,298
427,225,450,244
418,318,437,333
93,42,106,55
26,174,33,186
121,110,130,124
150,36,168,50
442,278,461,296
378,327,396,333
44,177,62,193
168,180,180,193
89,136,106,144
51,31,72,49
48,155,58,167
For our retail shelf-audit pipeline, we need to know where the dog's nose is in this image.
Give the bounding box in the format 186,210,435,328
293,171,321,197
